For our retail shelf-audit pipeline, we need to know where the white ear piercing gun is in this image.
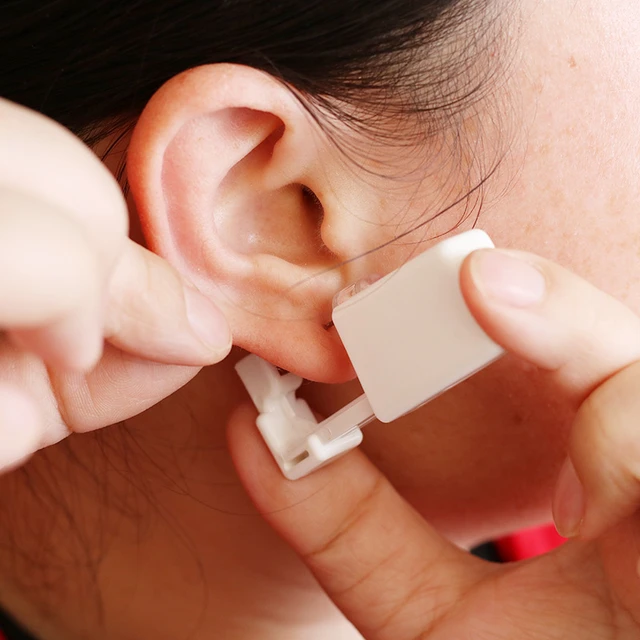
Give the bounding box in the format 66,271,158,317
235,230,504,479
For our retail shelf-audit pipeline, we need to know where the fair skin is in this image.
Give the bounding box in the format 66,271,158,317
0,0,639,639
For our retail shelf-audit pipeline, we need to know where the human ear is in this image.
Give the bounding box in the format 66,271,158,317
127,65,401,382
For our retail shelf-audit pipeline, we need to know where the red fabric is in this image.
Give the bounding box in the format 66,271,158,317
496,524,566,561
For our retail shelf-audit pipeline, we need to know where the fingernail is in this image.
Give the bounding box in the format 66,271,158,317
184,287,231,352
553,458,585,538
471,250,546,307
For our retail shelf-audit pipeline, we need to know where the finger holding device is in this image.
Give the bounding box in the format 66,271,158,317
236,230,503,479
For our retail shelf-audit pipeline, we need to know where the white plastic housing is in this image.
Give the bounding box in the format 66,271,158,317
332,229,503,423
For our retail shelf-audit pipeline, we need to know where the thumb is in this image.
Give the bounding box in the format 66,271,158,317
105,238,232,365
228,405,485,640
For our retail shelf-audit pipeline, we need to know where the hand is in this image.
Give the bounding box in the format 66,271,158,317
229,248,640,639
0,98,231,470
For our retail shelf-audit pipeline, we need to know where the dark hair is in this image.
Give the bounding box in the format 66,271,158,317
1,0,496,146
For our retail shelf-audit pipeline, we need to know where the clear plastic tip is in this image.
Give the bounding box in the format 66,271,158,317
332,275,381,309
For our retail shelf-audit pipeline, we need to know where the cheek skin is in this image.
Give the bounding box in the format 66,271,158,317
364,362,575,545
313,1,640,545
483,0,640,304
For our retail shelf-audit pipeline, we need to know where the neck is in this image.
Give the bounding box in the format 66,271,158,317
0,355,361,639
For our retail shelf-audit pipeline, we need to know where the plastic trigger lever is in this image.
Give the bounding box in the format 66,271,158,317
235,355,374,480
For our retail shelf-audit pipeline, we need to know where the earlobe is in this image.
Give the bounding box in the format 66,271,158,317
127,64,358,382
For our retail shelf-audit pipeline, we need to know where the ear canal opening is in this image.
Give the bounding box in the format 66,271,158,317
301,184,323,216
300,183,331,252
